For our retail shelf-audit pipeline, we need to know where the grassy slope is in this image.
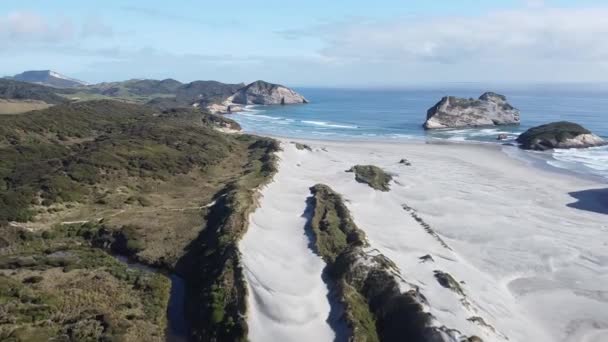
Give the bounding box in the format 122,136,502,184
0,100,278,341
0,100,52,115
60,79,244,111
0,224,170,342
0,79,67,106
309,184,448,342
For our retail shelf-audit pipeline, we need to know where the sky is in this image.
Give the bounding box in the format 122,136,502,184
1,0,607,87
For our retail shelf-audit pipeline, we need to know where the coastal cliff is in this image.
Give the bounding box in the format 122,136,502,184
207,80,308,114
424,92,520,129
229,80,308,105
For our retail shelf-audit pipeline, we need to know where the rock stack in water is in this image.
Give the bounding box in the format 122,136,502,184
424,92,520,129
516,121,606,150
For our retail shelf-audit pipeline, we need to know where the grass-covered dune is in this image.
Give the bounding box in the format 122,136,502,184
308,184,481,342
346,165,392,192
0,100,279,341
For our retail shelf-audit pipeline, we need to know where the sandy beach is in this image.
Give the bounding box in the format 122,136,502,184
240,138,608,342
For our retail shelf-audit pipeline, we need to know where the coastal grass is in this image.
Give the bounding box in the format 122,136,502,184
309,184,366,263
308,184,457,342
0,222,171,341
346,165,392,192
177,137,280,342
293,142,312,151
309,184,378,342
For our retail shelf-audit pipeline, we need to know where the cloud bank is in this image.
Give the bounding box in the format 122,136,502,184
2,5,608,85
0,11,112,43
282,7,608,65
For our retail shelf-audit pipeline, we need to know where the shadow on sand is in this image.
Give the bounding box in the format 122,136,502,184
567,188,608,215
301,195,350,342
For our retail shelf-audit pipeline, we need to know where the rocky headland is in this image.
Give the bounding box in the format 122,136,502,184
207,80,308,114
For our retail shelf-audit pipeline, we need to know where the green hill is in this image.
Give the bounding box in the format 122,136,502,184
0,100,278,341
0,79,68,105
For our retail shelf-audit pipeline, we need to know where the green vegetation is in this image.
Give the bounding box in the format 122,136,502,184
55,78,184,104
0,79,67,105
88,79,183,97
309,184,366,263
346,165,392,192
200,112,242,131
2,77,247,114
309,184,377,341
0,100,247,224
309,184,435,342
61,79,244,109
0,100,52,115
174,81,243,107
177,137,280,342
293,142,312,151
0,222,170,341
0,99,281,341
434,270,465,296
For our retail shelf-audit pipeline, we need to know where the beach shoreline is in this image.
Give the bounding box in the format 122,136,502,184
240,136,608,342
250,130,608,184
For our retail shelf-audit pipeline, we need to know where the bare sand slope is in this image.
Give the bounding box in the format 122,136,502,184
241,139,608,342
240,147,336,342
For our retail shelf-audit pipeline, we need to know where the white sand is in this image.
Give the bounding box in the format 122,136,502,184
239,146,336,342
240,139,608,342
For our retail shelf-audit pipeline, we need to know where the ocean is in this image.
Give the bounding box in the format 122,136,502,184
230,85,608,181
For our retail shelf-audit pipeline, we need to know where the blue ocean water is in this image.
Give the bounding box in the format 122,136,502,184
231,85,608,181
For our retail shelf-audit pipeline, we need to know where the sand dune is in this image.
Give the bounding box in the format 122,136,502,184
241,139,608,342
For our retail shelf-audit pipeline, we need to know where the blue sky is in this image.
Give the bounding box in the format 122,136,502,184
1,0,607,86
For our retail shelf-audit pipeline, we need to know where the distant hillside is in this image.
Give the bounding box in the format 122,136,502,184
8,70,87,88
0,74,301,115
64,79,242,108
0,79,69,105
175,81,244,106
146,80,244,110
85,78,183,97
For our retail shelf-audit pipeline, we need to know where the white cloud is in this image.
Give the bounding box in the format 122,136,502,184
299,7,608,66
277,6,608,77
0,11,113,42
0,11,74,41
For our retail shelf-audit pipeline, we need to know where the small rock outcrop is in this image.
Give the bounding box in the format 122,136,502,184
346,165,392,192
424,92,520,129
399,158,412,166
516,121,606,151
228,80,308,106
